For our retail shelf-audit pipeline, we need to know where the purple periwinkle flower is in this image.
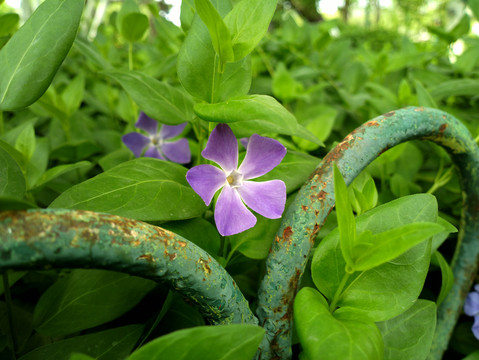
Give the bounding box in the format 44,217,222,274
122,112,191,164
464,284,479,339
186,124,287,236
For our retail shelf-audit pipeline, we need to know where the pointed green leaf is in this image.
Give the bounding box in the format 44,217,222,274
19,325,143,360
49,158,207,221
103,70,194,125
312,194,440,321
194,95,322,145
33,270,155,336
224,0,278,61
0,0,84,110
0,139,25,199
376,300,436,360
33,161,91,189
351,222,444,271
294,287,383,360
194,0,234,66
127,324,264,360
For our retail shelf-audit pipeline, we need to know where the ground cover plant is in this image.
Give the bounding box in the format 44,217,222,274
1,0,479,359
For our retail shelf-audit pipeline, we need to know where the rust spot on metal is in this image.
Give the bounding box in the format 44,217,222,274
137,254,156,262
283,227,293,241
164,250,177,261
301,205,308,211
198,257,212,276
414,106,425,112
177,241,187,248
439,123,448,134
384,111,395,117
365,120,380,126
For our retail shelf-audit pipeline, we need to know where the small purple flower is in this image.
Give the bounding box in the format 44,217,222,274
122,112,191,164
465,284,479,339
186,123,287,236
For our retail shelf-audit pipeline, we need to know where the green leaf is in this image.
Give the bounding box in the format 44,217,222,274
294,287,383,360
177,6,252,103
463,350,479,360
74,38,110,70
0,0,84,110
272,63,304,102
432,251,454,306
121,12,149,43
62,73,85,117
312,194,438,321
469,0,479,21
116,0,140,32
194,0,234,66
229,214,282,259
0,139,25,199
429,79,479,101
224,0,278,61
162,218,221,257
127,324,264,360
49,158,207,221
0,196,36,210
33,270,155,336
414,79,437,108
69,354,96,360
333,163,356,269
351,222,444,272
14,122,35,164
0,13,19,37
19,325,143,360
103,70,194,125
33,161,91,189
256,150,320,194
376,300,436,360
293,105,337,151
432,217,458,252
194,95,322,145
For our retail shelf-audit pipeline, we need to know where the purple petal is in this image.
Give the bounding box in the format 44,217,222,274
465,291,479,316
186,165,226,206
237,180,286,219
136,112,158,135
474,284,479,293
215,185,256,236
162,139,191,164
122,132,150,157
144,146,165,160
202,124,238,172
473,316,479,340
238,134,286,179
159,122,187,139
240,137,249,149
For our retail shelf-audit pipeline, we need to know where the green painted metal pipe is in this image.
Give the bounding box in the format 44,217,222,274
0,209,258,325
256,107,479,359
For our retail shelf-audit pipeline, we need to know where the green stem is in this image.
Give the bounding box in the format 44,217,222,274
329,272,352,312
2,271,17,358
128,42,134,71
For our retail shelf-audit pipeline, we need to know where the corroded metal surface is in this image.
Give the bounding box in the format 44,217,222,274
0,209,258,325
256,107,479,359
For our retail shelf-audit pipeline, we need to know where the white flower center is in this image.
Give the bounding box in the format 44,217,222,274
150,135,164,148
226,169,243,188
